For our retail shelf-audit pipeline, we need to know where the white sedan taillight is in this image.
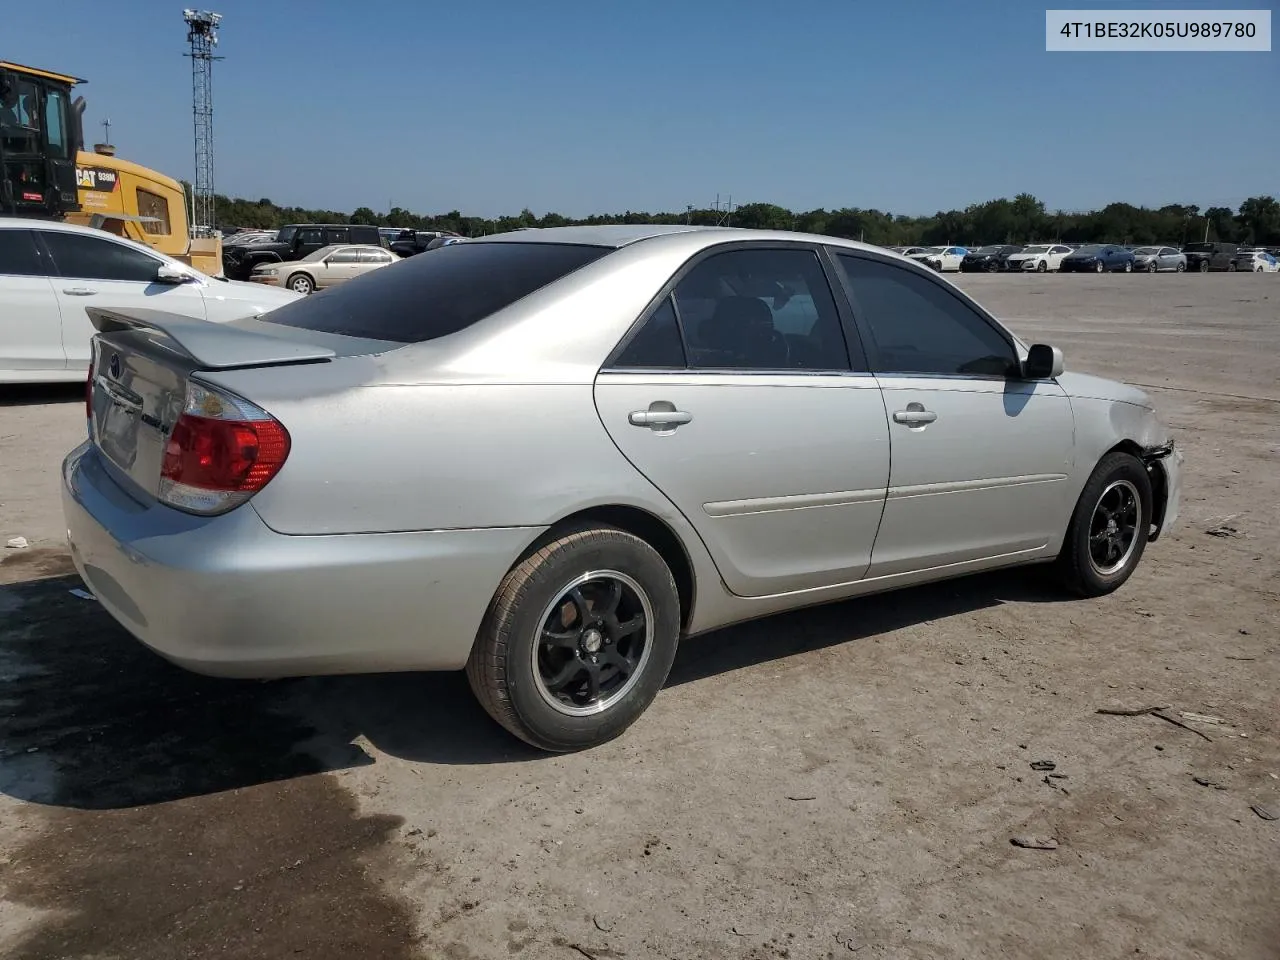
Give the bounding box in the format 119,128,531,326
159,382,291,515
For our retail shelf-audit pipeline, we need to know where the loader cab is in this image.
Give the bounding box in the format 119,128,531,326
0,61,83,218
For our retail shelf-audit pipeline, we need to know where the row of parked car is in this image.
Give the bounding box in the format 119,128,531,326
219,223,464,285
888,241,1280,275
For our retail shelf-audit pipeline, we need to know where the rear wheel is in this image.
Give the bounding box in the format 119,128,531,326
1123,260,1133,273
1257,265,1266,273
1199,261,1210,273
1227,262,1236,272
1176,261,1186,273
1095,261,1105,273
287,273,314,295
466,525,681,752
1055,452,1151,597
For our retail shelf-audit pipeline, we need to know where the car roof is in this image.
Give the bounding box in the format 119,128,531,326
0,216,123,234
468,223,891,256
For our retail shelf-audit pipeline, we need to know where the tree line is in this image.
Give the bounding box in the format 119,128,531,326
209,191,1280,247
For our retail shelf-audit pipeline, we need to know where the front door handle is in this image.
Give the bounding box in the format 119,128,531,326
62,287,96,296
893,407,938,426
629,405,693,429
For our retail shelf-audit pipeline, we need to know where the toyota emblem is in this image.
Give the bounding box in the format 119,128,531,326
108,353,121,379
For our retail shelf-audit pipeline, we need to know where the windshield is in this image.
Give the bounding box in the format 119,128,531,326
277,226,298,244
264,242,613,343
1071,245,1103,255
1021,245,1051,254
973,246,1003,254
1182,243,1213,253
917,247,944,254
302,244,342,262
1132,246,1160,255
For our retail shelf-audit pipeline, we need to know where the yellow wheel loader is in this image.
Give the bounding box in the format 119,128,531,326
1,60,222,276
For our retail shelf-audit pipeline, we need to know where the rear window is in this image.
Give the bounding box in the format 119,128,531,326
262,241,612,343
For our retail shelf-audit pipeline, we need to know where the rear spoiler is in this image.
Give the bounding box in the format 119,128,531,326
87,306,335,370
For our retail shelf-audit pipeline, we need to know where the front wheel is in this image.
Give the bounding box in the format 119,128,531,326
1123,261,1133,273
1095,261,1105,273
287,273,315,295
466,525,681,752
1036,260,1047,273
1055,452,1152,597
1147,261,1157,273
1257,266,1266,273
1199,261,1210,273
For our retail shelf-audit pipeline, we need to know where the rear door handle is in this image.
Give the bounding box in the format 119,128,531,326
62,287,96,296
629,407,693,429
893,409,937,426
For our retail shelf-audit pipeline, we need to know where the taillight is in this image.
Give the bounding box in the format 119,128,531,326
158,381,290,515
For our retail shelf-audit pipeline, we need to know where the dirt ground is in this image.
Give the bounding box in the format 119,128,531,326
1,273,1277,960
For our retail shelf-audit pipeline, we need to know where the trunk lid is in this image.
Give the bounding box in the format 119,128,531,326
86,306,345,502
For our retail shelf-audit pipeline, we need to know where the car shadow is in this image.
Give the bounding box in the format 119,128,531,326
0,558,1069,812
0,383,84,408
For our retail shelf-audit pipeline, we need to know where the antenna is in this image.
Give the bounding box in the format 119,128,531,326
183,9,223,236
101,118,111,146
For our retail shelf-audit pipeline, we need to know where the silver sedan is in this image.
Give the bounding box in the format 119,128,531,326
1130,246,1187,273
63,226,1183,751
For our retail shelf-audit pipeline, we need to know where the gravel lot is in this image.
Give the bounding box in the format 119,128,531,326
1,273,1277,960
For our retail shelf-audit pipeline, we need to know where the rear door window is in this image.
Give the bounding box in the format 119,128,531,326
263,241,612,343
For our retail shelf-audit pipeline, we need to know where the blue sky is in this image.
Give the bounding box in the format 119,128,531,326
7,0,1277,217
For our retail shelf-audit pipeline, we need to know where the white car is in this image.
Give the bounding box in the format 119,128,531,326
1229,249,1279,273
1004,244,1075,273
249,244,400,295
908,246,967,272
0,218,301,384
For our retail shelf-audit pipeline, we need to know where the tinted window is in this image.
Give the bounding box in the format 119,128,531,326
613,297,685,368
837,255,1015,377
264,241,611,343
297,228,323,246
40,231,161,282
327,228,350,244
672,248,851,371
277,226,298,244
357,249,392,263
0,229,45,276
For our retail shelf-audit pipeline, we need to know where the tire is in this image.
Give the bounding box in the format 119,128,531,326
1036,260,1047,273
1257,266,1265,273
1123,260,1133,273
1146,261,1157,273
466,525,681,752
1176,261,1186,273
1199,261,1210,273
1227,262,1236,272
1054,452,1152,598
287,273,315,295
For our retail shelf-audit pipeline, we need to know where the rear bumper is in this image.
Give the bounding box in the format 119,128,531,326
61,442,541,678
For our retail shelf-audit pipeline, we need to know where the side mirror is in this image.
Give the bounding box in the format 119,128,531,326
155,263,194,284
1023,343,1064,379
